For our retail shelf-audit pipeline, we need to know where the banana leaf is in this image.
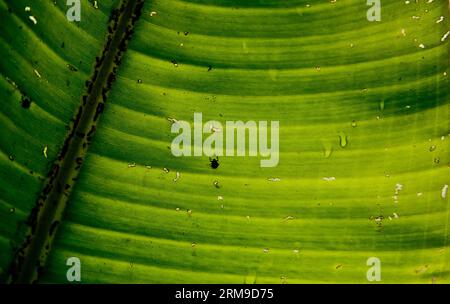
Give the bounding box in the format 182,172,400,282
0,0,449,284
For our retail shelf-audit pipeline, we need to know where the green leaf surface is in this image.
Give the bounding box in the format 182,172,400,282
1,0,449,283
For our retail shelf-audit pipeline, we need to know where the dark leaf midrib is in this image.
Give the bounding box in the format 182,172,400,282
7,0,145,283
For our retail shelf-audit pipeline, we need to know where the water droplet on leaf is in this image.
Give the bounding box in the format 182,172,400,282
338,132,347,148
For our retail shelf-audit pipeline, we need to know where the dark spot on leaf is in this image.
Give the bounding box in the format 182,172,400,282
210,157,219,169
21,97,31,109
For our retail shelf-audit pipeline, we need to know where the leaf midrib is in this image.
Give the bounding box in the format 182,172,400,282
8,0,145,284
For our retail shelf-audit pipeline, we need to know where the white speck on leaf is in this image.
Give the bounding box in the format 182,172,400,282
442,185,448,199
268,177,280,182
323,177,336,181
283,216,294,222
33,69,41,78
173,172,180,182
29,15,37,25
374,216,383,223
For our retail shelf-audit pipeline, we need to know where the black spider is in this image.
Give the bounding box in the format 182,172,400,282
209,156,219,169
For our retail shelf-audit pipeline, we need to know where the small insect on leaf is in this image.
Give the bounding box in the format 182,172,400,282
21,97,31,109
209,157,219,169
